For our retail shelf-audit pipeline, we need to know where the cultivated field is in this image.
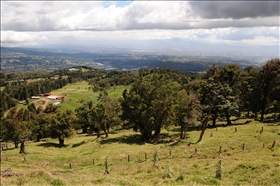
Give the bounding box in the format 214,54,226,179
1,120,279,186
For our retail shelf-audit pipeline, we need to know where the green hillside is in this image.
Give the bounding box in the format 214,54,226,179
1,121,279,186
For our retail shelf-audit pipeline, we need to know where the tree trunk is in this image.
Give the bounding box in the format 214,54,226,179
254,111,258,120
197,116,209,143
226,112,232,125
0,142,2,162
180,126,184,139
153,125,161,142
180,123,189,139
14,141,19,148
82,125,88,133
141,129,152,142
260,95,267,121
212,116,216,127
260,107,265,121
19,141,27,154
59,138,64,147
104,130,108,138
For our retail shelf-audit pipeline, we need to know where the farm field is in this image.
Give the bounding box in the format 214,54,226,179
1,120,279,186
15,81,129,113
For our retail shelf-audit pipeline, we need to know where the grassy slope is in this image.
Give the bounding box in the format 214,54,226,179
1,121,279,186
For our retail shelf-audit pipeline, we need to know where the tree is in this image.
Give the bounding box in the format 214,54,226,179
175,90,200,139
188,78,239,143
49,110,76,147
98,93,122,137
258,59,280,121
120,73,178,142
2,108,33,153
31,113,51,142
86,94,121,138
204,64,242,125
239,66,261,118
75,103,91,133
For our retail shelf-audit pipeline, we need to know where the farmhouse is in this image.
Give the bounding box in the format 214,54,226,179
47,95,65,100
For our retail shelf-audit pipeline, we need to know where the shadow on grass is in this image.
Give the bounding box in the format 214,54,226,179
36,142,69,148
72,141,86,148
2,147,16,151
99,134,145,145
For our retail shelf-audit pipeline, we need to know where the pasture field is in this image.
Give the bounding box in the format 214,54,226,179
11,81,129,113
1,120,279,186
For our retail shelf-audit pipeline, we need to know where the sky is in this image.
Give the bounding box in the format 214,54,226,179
1,1,279,56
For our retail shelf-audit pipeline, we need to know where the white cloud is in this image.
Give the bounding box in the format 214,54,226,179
1,1,279,50
1,27,278,47
2,1,279,32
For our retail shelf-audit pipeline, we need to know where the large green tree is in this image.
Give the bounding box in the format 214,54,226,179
49,110,76,147
2,108,33,153
120,73,178,142
86,93,121,138
175,90,200,139
258,59,280,121
206,63,242,123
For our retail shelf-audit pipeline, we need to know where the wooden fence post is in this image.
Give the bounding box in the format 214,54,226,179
270,141,276,150
128,155,130,162
92,159,95,165
242,143,245,150
69,163,72,169
219,146,222,154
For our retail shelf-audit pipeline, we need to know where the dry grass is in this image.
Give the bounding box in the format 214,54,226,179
1,121,279,186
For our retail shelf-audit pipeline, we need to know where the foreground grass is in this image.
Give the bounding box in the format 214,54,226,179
1,121,279,186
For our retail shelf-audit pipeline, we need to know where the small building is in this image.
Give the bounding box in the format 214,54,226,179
47,96,57,100
47,95,65,100
53,102,61,106
31,96,40,99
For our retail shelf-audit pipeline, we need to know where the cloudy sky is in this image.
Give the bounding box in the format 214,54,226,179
1,1,279,55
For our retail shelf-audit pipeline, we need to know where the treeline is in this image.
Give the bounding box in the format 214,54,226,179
0,59,279,150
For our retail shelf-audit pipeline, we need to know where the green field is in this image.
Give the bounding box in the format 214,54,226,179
9,81,129,113
1,121,279,186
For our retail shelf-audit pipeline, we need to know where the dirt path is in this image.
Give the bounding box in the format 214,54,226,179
41,98,51,110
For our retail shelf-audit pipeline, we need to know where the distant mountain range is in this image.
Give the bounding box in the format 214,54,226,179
0,46,276,73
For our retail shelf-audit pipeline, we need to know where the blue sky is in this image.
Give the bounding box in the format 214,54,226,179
1,1,279,56
102,0,133,8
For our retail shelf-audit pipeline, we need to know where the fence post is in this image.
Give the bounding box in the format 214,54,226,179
92,159,95,165
270,141,276,150
219,146,222,154
260,126,264,134
69,163,72,169
128,155,130,162
242,143,245,150
104,156,109,174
